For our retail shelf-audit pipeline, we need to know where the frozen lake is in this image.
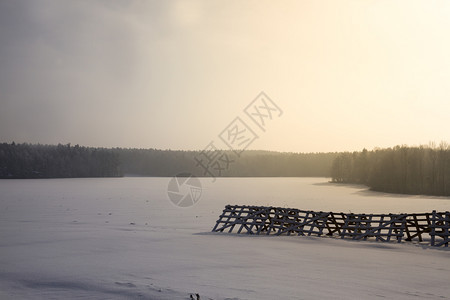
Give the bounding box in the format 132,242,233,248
0,177,449,299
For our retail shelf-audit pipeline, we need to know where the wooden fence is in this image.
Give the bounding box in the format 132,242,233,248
212,205,450,247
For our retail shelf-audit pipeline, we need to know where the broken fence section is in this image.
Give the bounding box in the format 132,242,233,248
212,205,450,247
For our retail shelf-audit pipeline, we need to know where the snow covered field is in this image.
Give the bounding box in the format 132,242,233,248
0,177,449,299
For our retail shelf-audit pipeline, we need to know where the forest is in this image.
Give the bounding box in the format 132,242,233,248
0,143,121,178
117,148,337,177
0,142,336,179
2,142,450,197
331,143,450,196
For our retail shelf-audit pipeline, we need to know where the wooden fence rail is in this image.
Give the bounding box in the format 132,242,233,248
212,205,450,247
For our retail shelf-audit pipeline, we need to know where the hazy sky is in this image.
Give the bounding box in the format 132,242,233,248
1,0,449,152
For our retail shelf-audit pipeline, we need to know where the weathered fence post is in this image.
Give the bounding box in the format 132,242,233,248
431,210,436,246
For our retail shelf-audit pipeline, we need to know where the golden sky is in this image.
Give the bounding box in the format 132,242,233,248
1,0,449,152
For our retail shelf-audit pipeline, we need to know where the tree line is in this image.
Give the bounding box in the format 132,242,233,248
331,143,450,196
0,143,121,178
116,148,338,177
0,142,337,179
3,142,449,197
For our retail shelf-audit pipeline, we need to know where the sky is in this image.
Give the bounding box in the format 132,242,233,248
1,0,449,153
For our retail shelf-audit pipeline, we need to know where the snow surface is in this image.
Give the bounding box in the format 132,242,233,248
0,177,449,299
